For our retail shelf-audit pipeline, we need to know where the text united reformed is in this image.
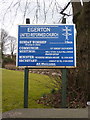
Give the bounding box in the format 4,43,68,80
20,27,59,38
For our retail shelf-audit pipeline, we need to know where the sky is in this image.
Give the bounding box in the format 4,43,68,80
0,0,84,55
0,0,83,38
0,0,72,37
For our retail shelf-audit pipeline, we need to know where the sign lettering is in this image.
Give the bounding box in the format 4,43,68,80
17,25,76,68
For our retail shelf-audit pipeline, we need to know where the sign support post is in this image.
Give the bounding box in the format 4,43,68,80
61,68,67,108
24,68,29,108
61,18,67,108
24,18,30,108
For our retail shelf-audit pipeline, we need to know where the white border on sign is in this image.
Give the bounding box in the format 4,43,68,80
16,25,18,67
16,24,76,68
16,25,19,67
74,24,76,67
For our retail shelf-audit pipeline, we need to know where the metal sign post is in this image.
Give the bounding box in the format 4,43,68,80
24,18,30,108
24,68,29,108
61,18,67,108
61,68,67,108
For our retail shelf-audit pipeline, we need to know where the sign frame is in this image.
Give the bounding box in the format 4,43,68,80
16,24,76,68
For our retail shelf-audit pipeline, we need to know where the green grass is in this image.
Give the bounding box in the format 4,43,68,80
2,69,53,112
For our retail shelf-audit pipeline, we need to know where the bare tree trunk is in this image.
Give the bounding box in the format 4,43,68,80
68,2,90,101
72,2,82,16
83,2,90,101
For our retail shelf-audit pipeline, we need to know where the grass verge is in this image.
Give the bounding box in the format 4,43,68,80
2,69,52,112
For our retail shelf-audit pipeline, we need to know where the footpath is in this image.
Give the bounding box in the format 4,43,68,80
2,108,89,118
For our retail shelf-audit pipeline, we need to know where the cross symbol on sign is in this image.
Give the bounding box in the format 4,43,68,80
62,26,72,40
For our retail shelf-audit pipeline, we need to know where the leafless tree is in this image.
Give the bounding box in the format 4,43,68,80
1,0,72,26
1,29,8,56
1,29,16,57
8,36,16,58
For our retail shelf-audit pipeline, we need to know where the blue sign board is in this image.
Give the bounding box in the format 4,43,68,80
17,24,76,68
